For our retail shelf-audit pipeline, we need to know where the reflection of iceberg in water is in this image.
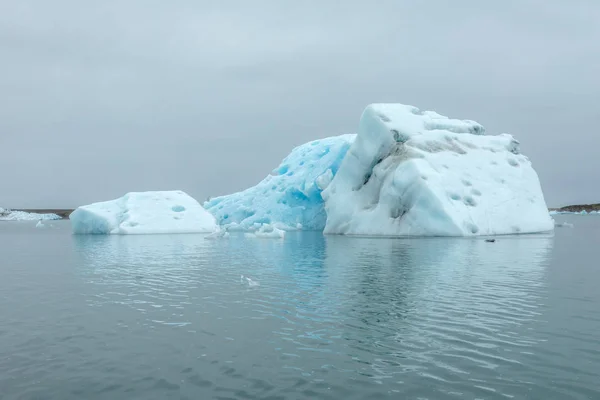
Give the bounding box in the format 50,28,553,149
71,231,555,398
71,234,228,328
321,234,554,393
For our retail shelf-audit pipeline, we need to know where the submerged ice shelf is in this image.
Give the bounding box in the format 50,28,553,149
204,134,355,231
70,191,217,234
322,104,553,236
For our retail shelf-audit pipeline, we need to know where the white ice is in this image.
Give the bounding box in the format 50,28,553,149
554,221,574,228
0,207,61,221
204,227,230,240
204,134,355,231
322,104,554,236
241,275,260,287
244,223,285,239
70,191,218,235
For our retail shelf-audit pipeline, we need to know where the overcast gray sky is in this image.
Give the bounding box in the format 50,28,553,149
1,0,598,209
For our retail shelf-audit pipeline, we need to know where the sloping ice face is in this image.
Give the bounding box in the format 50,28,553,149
204,134,355,231
322,104,554,236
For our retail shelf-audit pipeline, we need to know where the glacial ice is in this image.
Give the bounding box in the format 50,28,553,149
204,134,355,231
204,227,230,240
70,191,217,234
245,224,286,239
0,207,61,221
322,104,554,236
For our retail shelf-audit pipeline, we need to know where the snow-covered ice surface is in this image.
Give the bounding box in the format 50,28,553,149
0,207,61,221
323,104,554,236
70,191,217,235
245,224,285,239
204,134,355,231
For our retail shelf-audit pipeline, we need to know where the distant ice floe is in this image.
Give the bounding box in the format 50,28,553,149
0,207,61,221
550,210,598,215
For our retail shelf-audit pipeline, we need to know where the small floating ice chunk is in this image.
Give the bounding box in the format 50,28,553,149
554,221,574,228
204,227,230,239
245,224,285,239
241,275,260,287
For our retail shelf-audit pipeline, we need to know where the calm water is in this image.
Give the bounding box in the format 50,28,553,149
1,217,599,400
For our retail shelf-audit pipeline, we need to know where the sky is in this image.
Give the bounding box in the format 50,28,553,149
1,0,598,209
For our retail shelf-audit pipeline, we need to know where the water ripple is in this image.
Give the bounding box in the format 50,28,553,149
1,222,599,399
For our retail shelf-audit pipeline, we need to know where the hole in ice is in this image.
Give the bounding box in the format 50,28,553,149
171,205,185,212
277,165,289,175
507,158,519,167
421,175,428,181
390,207,405,219
463,196,477,207
449,193,461,201
272,185,277,190
287,171,294,176
471,189,482,196
461,179,472,187
442,164,449,169
391,129,406,143
378,114,391,122
299,161,305,166
223,214,229,219
464,222,479,234
311,141,320,146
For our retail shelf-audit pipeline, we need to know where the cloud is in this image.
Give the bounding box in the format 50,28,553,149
1,0,598,208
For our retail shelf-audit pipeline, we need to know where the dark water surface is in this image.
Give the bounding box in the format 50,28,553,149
1,216,599,399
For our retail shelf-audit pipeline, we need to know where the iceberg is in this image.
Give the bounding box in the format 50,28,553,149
322,104,554,236
0,207,61,221
70,191,217,234
204,134,355,231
